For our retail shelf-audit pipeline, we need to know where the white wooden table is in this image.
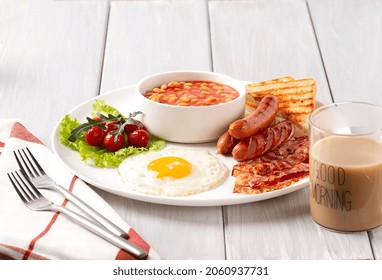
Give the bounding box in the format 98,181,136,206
1,0,381,260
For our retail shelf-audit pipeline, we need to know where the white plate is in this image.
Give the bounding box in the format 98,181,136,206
51,85,309,206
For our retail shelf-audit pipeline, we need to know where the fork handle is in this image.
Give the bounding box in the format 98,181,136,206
53,205,148,259
43,184,128,238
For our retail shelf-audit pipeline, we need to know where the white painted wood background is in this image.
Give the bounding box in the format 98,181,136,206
1,0,381,259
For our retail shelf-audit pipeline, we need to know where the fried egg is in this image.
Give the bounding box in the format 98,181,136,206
118,149,228,196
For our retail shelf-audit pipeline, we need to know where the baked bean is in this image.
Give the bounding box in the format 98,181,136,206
168,96,178,103
153,87,165,93
168,81,180,87
180,96,190,102
144,80,239,106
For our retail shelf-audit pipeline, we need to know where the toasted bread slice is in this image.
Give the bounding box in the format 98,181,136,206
246,75,295,87
245,78,316,132
245,76,295,115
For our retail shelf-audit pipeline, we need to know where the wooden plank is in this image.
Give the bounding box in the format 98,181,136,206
209,0,332,105
95,189,225,259
369,228,382,259
309,0,382,105
209,0,373,259
98,0,225,259
225,187,372,259
100,0,212,93
309,0,382,259
0,0,108,145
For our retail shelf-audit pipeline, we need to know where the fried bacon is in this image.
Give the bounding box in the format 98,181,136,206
232,135,309,194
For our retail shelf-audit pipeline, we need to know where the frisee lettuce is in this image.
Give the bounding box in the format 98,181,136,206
92,99,122,117
59,100,166,168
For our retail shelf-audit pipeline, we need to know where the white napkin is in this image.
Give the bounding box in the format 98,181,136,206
0,119,160,260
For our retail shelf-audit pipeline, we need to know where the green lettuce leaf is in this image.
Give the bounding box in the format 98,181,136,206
59,114,82,151
92,99,122,117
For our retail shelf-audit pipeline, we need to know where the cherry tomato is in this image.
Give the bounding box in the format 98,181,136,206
103,133,125,152
85,126,105,146
124,120,146,135
104,121,119,134
128,129,150,148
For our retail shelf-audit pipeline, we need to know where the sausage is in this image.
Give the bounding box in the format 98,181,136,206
232,120,295,162
217,131,240,154
228,95,278,139
232,120,294,162
231,130,270,162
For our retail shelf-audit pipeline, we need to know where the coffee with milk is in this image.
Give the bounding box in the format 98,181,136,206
310,136,382,231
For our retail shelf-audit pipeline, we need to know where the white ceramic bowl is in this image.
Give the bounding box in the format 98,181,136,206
136,71,246,143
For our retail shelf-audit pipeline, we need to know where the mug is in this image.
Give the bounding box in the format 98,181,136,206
309,102,382,232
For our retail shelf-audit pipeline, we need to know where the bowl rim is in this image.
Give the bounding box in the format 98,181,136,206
135,70,246,109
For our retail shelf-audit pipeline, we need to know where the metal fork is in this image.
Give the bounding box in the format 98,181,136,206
7,170,147,259
13,148,128,239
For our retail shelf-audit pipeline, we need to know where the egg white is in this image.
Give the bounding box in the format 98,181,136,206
118,149,228,196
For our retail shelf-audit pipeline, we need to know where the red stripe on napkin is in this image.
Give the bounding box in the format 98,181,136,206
23,212,61,260
114,229,150,260
69,175,77,192
10,122,42,144
22,176,77,259
0,243,49,260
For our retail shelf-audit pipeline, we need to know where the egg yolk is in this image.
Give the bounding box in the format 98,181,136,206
147,157,192,179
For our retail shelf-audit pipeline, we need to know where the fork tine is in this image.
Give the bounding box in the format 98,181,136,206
14,150,35,178
7,171,34,203
18,169,42,199
13,148,44,178
8,172,27,203
25,147,46,175
16,170,41,200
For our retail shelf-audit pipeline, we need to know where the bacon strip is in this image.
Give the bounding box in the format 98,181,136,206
232,136,309,194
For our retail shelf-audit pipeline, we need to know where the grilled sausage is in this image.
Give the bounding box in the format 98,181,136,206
228,95,278,139
232,120,295,162
216,131,240,155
